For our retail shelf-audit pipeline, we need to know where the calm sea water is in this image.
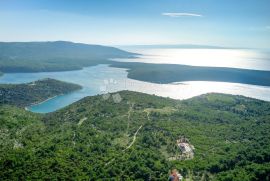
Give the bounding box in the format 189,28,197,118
0,48,270,113
116,48,270,70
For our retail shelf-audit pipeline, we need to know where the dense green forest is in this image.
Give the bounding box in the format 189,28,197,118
0,41,136,73
0,91,269,180
0,78,82,107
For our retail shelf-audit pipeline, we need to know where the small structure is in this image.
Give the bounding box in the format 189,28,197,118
176,137,195,160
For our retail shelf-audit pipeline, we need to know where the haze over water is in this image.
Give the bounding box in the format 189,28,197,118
116,48,270,71
1,48,270,113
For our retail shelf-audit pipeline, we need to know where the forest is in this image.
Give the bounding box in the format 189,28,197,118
0,78,82,107
0,91,269,180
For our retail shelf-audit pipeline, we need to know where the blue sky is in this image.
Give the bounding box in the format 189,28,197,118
0,0,270,48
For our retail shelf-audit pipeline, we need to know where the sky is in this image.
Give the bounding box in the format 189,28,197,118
0,0,270,48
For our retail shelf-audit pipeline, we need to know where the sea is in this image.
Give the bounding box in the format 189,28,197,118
0,47,269,113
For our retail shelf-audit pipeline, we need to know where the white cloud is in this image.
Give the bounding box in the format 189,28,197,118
162,12,203,18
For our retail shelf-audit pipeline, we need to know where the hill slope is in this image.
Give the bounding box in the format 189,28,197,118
0,41,136,73
0,78,82,107
0,91,269,180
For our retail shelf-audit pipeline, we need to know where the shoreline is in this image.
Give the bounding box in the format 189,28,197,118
25,94,62,111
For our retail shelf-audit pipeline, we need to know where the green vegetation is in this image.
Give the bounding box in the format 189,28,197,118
110,62,270,86
0,41,136,73
0,91,269,180
0,78,82,107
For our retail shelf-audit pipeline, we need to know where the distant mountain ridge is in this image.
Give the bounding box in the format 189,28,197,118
0,41,136,59
0,41,136,73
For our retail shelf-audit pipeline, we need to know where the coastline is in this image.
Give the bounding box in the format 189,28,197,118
25,95,62,111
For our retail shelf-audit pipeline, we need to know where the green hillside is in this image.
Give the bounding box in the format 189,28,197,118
0,41,136,73
0,78,82,107
0,91,269,180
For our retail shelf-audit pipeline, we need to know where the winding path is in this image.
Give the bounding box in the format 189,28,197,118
106,104,146,166
124,125,143,151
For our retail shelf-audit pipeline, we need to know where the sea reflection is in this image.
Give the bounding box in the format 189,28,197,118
115,48,270,71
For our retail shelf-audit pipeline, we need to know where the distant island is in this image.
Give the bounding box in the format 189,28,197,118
0,78,82,107
110,61,270,86
1,91,269,180
0,41,137,74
